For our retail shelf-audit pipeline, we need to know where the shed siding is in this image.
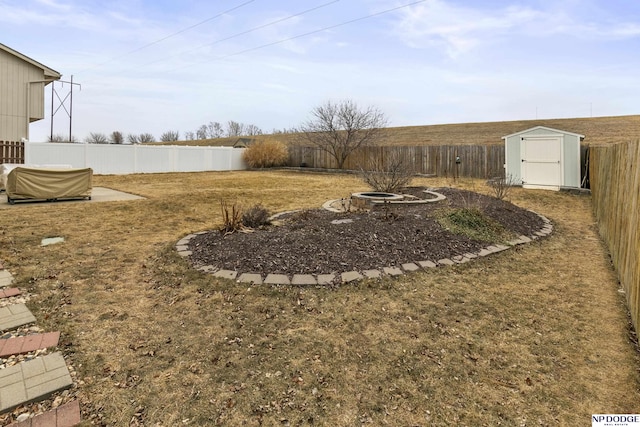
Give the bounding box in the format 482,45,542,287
505,135,522,183
562,134,581,187
0,49,47,141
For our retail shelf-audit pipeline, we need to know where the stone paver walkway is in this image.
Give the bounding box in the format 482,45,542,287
0,352,73,413
1,265,79,425
177,210,553,285
7,400,81,427
0,332,60,357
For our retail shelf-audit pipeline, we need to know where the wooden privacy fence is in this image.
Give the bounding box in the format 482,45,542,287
0,141,24,164
590,140,640,331
289,145,506,178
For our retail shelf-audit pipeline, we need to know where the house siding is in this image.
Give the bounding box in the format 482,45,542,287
0,48,49,141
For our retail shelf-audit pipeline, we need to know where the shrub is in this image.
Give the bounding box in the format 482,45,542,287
487,174,517,200
242,140,289,168
219,200,244,235
242,204,271,228
359,150,414,193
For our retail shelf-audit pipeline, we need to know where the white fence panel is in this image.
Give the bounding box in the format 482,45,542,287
24,142,247,174
135,146,175,173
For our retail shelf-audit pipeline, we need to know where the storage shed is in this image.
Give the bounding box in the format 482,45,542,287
503,126,584,190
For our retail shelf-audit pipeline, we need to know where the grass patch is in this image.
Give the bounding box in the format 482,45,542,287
437,206,508,242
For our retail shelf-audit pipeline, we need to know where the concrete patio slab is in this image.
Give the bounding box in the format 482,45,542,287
0,187,144,208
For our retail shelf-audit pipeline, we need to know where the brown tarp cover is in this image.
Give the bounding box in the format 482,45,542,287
6,167,92,201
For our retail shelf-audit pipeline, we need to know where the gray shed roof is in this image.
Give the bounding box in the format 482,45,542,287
502,126,585,140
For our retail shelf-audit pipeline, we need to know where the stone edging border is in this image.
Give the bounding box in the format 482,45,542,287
175,211,553,286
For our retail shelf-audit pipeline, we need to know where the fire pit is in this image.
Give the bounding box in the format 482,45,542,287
350,192,405,209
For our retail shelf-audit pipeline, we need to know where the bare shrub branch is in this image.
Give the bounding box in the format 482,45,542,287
487,174,517,200
359,150,414,193
242,204,271,228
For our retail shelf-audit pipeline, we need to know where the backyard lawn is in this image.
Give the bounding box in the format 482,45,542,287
0,170,638,426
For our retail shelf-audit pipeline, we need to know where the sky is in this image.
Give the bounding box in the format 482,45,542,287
2,0,640,142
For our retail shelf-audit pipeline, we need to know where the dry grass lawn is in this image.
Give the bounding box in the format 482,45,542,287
0,171,638,426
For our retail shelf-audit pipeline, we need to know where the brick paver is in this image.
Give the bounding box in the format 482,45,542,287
0,352,72,413
264,274,290,285
0,332,60,357
238,273,263,285
316,274,335,285
0,270,14,287
7,400,81,427
341,271,363,282
291,274,316,285
213,270,237,280
0,304,36,332
401,263,420,272
362,270,381,279
0,287,21,299
418,260,437,268
383,267,404,276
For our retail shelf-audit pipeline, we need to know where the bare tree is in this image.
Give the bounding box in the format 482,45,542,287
86,132,109,144
196,125,208,140
244,124,263,136
184,131,196,141
138,133,155,143
127,134,139,144
160,130,180,142
110,131,124,144
207,121,224,138
298,100,388,169
226,120,244,137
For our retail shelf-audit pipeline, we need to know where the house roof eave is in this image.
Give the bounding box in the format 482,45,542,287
0,43,62,81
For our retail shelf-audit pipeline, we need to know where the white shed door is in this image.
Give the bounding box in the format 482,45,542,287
521,136,562,190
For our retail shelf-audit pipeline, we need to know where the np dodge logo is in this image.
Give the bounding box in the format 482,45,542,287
592,414,640,427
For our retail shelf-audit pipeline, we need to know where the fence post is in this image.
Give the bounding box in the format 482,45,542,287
23,140,30,165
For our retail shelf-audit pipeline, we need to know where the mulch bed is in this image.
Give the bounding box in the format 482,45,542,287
188,187,544,277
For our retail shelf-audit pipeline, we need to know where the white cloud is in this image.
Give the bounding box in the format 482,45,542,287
393,0,542,57
34,0,70,10
393,0,640,58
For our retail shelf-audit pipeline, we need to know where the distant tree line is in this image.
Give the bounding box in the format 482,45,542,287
51,119,299,145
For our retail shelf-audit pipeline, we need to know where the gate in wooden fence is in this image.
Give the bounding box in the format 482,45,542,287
0,141,24,164
590,140,640,331
288,145,505,179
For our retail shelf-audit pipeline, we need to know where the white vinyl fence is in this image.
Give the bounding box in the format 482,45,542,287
24,142,247,175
